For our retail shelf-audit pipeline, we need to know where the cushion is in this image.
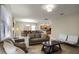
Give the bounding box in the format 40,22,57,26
35,33,41,38
3,40,16,54
41,34,48,39
56,34,67,42
29,34,35,39
0,42,6,54
66,35,78,44
31,38,39,40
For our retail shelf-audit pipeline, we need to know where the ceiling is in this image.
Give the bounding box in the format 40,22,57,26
7,4,79,20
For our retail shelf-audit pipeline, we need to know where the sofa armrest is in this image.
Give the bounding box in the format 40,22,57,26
15,43,28,53
16,47,25,54
66,35,79,44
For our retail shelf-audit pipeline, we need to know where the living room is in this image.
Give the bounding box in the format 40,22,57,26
0,4,79,54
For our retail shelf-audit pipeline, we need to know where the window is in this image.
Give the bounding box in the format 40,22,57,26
31,25,36,31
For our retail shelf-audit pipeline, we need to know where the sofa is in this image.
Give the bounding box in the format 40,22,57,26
55,34,79,46
29,32,50,45
0,38,27,54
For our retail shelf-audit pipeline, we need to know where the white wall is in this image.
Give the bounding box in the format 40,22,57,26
50,13,79,39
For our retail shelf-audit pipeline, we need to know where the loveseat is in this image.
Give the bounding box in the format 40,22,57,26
29,33,50,45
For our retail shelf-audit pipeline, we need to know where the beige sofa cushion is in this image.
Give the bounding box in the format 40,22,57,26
3,40,16,54
3,39,25,54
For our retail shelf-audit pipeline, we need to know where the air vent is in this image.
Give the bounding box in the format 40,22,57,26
44,18,48,20
60,13,64,15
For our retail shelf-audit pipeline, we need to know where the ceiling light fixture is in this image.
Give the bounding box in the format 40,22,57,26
17,19,38,23
42,4,55,12
26,24,30,26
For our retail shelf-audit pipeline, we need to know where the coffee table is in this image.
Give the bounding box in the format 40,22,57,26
41,41,62,54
